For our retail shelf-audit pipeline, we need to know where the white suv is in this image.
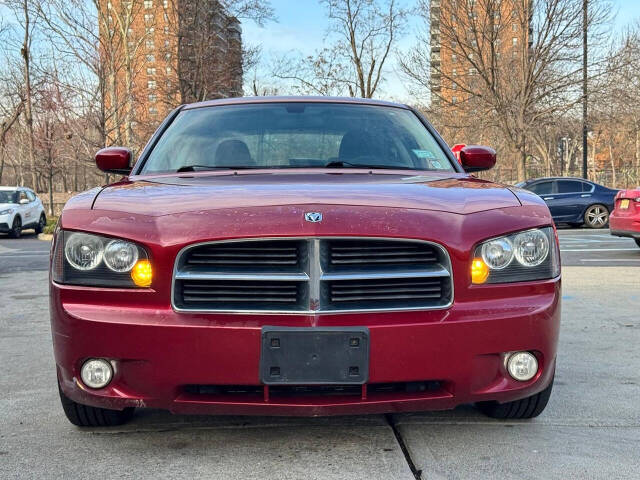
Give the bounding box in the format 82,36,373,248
0,187,46,238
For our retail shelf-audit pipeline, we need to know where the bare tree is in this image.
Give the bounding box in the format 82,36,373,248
274,0,408,98
0,102,24,184
3,0,40,190
403,0,612,181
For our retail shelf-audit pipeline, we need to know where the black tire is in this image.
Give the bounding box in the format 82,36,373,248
583,204,609,229
8,216,22,238
58,384,134,427
34,213,46,234
476,376,554,419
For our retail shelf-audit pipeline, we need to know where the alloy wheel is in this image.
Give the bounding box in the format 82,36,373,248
584,205,609,229
10,217,22,238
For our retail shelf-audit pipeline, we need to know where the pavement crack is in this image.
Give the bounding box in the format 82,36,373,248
385,414,422,480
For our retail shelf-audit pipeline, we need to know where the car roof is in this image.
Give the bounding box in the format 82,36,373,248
182,96,410,111
525,177,593,184
0,186,34,192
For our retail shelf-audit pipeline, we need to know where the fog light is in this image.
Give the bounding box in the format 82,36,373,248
80,358,113,389
507,352,538,382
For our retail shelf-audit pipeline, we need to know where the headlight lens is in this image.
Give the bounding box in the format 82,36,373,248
513,229,549,267
53,230,150,288
472,227,559,284
481,237,514,270
104,240,139,272
0,208,15,215
64,233,104,270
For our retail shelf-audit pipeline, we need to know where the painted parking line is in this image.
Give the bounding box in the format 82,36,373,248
579,258,640,262
560,248,639,252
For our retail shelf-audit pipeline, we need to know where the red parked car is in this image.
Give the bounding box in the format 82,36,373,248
50,97,561,426
610,188,640,248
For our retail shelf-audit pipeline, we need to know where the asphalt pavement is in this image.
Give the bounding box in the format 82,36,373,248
557,227,640,266
1,230,640,479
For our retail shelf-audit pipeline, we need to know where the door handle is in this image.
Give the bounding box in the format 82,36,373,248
543,197,554,200
580,194,591,197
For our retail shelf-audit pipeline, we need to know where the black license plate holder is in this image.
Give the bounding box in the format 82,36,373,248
260,327,369,385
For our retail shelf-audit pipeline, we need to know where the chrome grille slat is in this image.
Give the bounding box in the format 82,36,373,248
173,237,453,313
185,241,301,267
329,240,439,266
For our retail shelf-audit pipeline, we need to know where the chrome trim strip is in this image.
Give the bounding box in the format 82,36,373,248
175,271,310,282
320,267,449,281
172,236,453,315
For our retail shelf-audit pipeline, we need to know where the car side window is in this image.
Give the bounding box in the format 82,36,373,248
556,180,581,194
19,191,28,203
581,182,593,192
26,191,36,202
528,182,553,195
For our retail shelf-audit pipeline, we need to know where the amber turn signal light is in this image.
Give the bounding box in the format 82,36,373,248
471,258,490,284
131,259,153,287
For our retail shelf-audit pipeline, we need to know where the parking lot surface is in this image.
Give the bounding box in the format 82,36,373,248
557,228,640,266
1,230,639,479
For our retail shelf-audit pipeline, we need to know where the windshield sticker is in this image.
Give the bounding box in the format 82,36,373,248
413,149,436,159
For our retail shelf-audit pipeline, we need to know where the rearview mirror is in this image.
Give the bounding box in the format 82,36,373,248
95,147,132,175
451,144,496,173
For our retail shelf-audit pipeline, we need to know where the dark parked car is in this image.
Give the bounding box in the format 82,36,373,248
515,177,618,228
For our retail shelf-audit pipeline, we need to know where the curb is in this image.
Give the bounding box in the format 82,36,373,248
37,233,53,241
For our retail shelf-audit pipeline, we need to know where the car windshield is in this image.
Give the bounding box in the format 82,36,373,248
140,103,456,174
0,190,18,204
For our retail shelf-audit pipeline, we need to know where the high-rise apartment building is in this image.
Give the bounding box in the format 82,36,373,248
100,0,243,148
430,0,530,111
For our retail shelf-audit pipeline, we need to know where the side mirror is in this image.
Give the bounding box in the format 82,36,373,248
452,144,496,173
19,198,29,205
95,147,132,175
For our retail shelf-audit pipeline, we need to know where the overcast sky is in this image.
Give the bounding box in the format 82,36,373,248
243,0,640,102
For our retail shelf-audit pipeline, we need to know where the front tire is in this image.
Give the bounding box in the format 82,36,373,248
584,204,609,229
35,213,46,234
8,216,22,238
476,376,554,419
58,384,134,427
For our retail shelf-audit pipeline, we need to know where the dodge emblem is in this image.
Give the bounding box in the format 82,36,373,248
304,212,323,223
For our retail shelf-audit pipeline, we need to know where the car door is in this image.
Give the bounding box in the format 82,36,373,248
526,181,560,218
26,190,41,224
550,180,589,221
17,190,32,225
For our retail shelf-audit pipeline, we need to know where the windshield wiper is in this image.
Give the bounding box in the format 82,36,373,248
176,165,255,172
324,160,413,170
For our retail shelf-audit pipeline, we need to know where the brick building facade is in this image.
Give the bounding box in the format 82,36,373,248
430,0,530,111
100,0,243,149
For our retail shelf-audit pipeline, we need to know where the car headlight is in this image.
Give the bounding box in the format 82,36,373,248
53,230,152,288
0,208,15,215
472,227,559,284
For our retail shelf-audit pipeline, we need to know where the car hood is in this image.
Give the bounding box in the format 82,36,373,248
0,203,18,212
90,171,522,216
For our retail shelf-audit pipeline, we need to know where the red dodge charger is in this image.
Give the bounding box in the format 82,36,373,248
50,97,561,426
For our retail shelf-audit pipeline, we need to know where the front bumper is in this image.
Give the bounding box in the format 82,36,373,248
52,278,560,416
0,213,12,232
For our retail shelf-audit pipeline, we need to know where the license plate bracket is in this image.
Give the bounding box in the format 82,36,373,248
260,327,369,385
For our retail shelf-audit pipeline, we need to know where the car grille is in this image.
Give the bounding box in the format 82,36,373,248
173,238,452,313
